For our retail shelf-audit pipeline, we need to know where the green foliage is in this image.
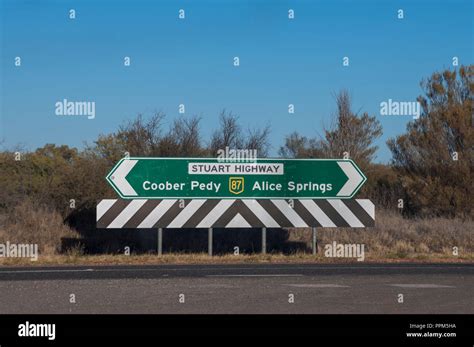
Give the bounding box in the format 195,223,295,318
0,144,111,216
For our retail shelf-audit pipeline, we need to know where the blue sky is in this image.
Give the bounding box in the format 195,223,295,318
1,0,472,162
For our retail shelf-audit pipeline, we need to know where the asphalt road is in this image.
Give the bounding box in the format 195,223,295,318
0,263,472,314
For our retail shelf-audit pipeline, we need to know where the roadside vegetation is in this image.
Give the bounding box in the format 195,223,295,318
0,65,472,263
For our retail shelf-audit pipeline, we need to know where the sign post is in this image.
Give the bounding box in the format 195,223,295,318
312,227,317,255
208,228,213,256
262,228,267,255
106,157,367,199
157,228,163,255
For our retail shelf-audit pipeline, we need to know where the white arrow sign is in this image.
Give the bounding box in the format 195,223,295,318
336,161,365,197
109,159,138,196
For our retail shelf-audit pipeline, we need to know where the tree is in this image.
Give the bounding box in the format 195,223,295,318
387,65,473,218
209,110,243,154
85,112,165,167
209,110,271,157
279,90,382,170
116,112,165,156
320,90,382,169
278,132,322,158
87,112,206,160
244,124,271,157
160,115,204,157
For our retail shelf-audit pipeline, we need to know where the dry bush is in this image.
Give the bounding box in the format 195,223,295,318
388,66,473,218
288,209,473,258
0,200,79,255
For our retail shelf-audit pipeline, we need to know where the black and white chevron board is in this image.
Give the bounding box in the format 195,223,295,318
97,199,375,229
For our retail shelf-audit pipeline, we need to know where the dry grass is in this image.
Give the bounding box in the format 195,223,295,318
0,252,472,266
289,209,473,259
0,200,79,255
0,205,472,266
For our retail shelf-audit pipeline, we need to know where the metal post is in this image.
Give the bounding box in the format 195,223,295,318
157,228,163,256
312,227,317,255
262,227,267,254
208,228,213,256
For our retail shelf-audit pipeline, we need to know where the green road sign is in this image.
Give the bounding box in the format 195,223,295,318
106,157,367,199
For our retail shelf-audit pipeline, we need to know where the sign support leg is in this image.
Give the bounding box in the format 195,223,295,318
312,227,317,255
208,228,213,256
262,227,267,254
157,228,163,256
